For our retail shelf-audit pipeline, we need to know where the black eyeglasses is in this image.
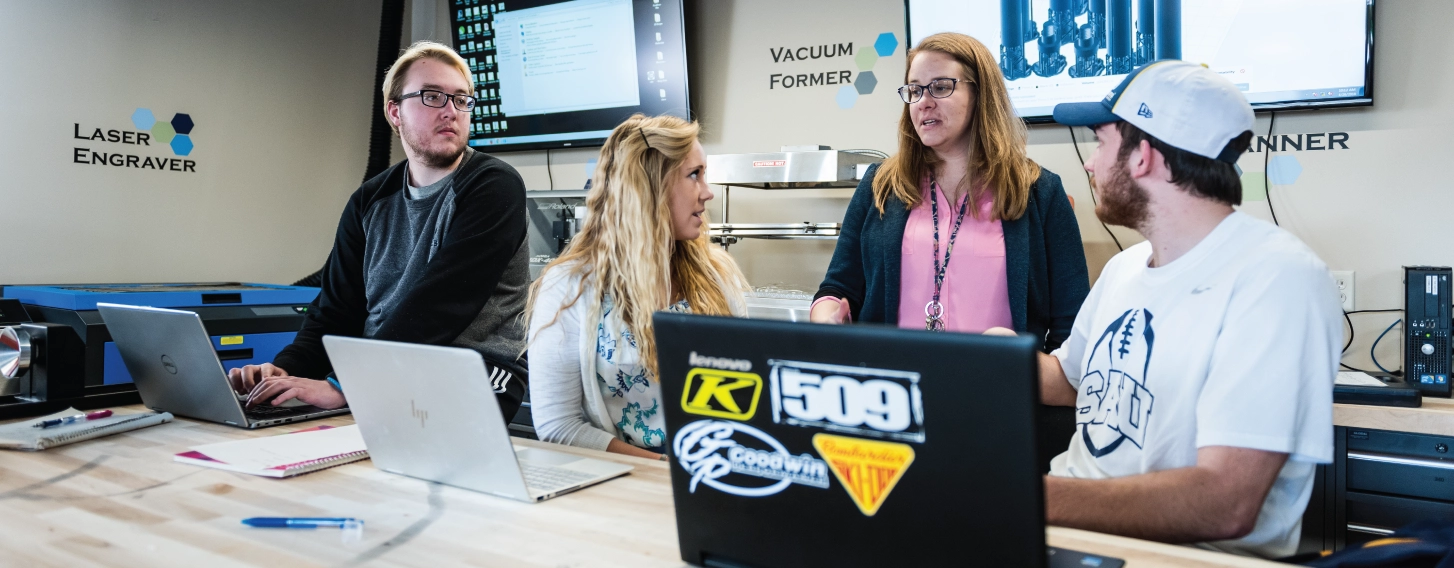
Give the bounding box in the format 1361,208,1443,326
897,78,964,104
398,89,477,112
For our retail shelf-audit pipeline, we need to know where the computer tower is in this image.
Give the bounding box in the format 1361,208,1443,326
1405,266,1452,397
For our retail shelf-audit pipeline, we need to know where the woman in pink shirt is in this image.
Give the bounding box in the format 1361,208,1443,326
812,33,1090,472
812,32,1088,349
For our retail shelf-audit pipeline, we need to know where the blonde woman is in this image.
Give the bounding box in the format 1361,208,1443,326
526,114,748,460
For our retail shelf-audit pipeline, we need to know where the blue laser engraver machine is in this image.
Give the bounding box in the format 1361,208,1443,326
0,282,317,417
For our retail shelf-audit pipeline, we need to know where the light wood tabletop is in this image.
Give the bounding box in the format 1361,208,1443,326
1335,397,1454,437
0,406,1282,567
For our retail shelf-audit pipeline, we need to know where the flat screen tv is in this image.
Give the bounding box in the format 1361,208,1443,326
906,0,1375,121
450,0,690,152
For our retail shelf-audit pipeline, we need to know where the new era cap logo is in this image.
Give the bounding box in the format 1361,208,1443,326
682,368,763,420
1138,103,1154,118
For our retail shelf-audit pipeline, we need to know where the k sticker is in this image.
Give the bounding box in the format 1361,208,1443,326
682,368,763,421
1078,309,1156,457
769,360,925,443
673,420,830,497
812,433,914,516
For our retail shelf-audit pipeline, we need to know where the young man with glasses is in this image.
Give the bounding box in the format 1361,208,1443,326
1026,61,1342,558
229,41,530,422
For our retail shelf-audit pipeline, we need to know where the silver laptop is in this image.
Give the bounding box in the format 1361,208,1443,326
322,335,633,502
96,303,350,428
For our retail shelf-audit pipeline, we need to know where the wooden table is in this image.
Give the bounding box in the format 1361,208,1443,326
1335,397,1454,437
0,407,1280,567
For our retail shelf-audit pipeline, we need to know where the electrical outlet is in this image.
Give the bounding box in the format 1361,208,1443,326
1331,271,1355,311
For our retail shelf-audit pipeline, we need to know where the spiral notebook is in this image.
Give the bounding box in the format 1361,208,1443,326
0,407,173,451
175,424,368,478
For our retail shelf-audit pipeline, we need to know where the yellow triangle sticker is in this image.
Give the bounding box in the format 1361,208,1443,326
812,433,915,517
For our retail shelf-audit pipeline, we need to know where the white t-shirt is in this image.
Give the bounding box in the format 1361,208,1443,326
1048,212,1342,559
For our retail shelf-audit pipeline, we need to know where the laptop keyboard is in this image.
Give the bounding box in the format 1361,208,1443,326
521,463,597,493
244,403,321,418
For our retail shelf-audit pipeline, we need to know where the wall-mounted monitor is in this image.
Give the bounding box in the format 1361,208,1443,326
450,0,690,152
906,0,1375,122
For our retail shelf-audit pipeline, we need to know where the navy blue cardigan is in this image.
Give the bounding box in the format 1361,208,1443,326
815,163,1090,352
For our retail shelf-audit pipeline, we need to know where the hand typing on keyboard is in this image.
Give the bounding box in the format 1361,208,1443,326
245,375,348,410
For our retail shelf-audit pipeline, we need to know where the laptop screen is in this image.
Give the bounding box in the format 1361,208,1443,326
655,313,1048,567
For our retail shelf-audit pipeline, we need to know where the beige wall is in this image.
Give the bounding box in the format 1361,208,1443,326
6,0,1447,372
496,0,1454,371
0,0,381,286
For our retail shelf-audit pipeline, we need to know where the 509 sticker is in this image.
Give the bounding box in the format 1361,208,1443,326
673,419,830,497
768,360,926,443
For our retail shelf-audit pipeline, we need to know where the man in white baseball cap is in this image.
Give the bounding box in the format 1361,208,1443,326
1031,60,1342,558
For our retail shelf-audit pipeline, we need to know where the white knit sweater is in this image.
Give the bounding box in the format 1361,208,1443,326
527,263,745,450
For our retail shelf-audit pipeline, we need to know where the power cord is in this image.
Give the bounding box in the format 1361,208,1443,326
1371,318,1403,375
1068,126,1124,251
1264,112,1280,226
545,148,555,190
1340,308,1402,373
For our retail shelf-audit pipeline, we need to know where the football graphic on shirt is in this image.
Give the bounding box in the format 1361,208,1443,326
1077,309,1157,457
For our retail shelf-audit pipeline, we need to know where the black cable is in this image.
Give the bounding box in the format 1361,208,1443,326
546,148,555,190
1068,126,1124,251
1342,308,1404,354
1264,112,1280,226
1371,318,1402,374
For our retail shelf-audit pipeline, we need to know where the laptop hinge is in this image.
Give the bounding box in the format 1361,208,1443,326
701,553,757,568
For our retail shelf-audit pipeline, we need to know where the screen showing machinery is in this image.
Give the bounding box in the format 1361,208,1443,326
451,0,690,152
906,0,1375,120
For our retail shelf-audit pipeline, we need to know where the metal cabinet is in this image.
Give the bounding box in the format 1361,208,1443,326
1301,426,1454,553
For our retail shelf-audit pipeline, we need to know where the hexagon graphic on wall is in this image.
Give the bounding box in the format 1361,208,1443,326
854,71,878,95
170,113,194,135
1239,171,1267,202
855,47,879,72
170,134,194,156
874,33,899,57
836,85,858,109
1267,155,1303,185
131,108,156,130
151,120,176,144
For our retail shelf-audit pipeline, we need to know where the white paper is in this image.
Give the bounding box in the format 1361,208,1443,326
1336,371,1387,388
191,425,365,471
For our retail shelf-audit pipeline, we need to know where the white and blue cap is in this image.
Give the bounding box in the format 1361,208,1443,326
1053,60,1255,164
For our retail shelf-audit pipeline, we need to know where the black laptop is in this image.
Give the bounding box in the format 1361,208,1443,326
655,313,1124,568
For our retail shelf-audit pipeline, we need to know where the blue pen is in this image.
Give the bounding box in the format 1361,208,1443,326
241,517,362,529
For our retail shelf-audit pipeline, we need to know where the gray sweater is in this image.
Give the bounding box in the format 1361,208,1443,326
275,150,530,383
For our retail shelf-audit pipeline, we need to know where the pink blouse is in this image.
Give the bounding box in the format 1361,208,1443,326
895,182,1012,332
812,180,1013,332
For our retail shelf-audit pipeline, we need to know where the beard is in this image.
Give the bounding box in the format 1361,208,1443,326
399,114,466,169
1093,160,1150,229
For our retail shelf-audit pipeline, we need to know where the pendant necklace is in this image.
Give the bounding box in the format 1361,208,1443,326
925,178,971,332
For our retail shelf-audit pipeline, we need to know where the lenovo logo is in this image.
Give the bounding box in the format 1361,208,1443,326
689,351,752,372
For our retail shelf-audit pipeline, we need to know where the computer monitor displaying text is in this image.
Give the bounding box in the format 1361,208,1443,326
451,0,690,152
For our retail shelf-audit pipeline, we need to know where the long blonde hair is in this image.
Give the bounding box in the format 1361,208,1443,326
525,114,748,377
873,33,1041,220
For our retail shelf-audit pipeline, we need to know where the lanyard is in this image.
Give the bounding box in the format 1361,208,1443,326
925,179,971,332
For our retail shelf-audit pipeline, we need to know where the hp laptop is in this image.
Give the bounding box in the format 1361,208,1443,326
654,313,1125,568
97,303,350,428
322,335,633,502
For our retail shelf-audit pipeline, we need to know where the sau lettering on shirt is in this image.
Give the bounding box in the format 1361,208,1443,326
1049,212,1342,558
